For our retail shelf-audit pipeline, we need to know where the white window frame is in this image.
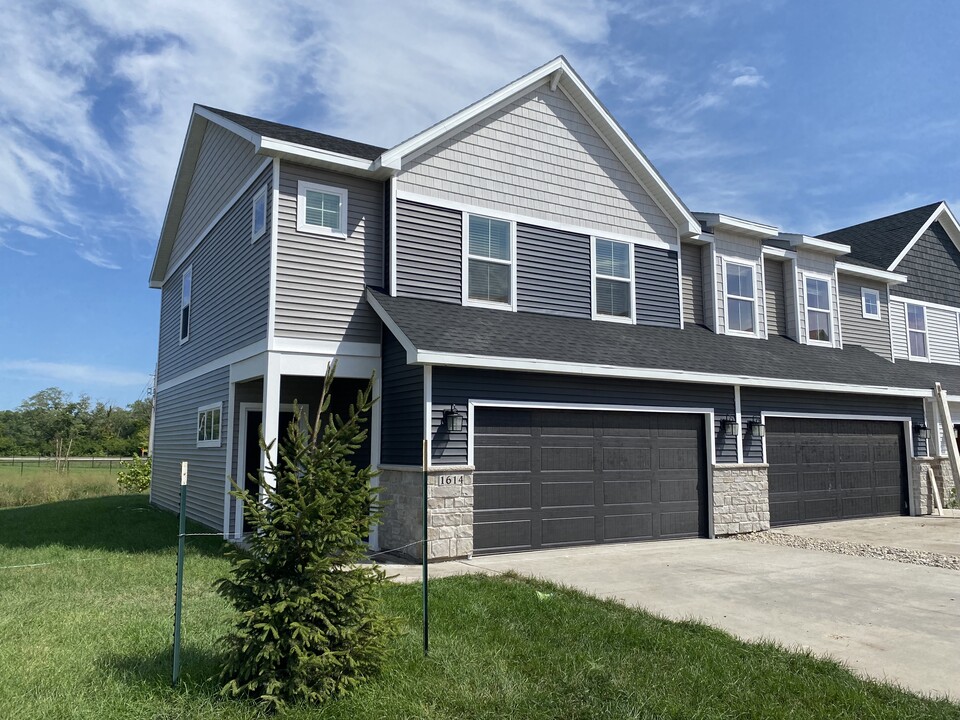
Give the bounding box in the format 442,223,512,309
802,271,835,347
179,265,192,345
860,287,881,319
296,180,347,237
591,236,635,324
905,302,929,361
721,257,760,337
462,212,517,311
196,402,222,448
251,184,267,241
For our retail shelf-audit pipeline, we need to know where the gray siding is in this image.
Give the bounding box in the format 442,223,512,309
892,222,960,307
764,258,787,337
227,379,263,533
838,277,892,360
395,198,461,302
740,388,926,462
635,246,680,328
275,161,384,343
380,331,424,466
888,297,960,364
890,300,908,360
795,250,842,346
714,230,766,336
157,166,271,384
701,241,717,330
170,121,264,271
681,242,704,326
430,368,737,465
151,366,230,530
517,223,591,318
783,259,798,340
397,85,676,245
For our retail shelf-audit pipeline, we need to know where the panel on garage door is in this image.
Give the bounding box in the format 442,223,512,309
473,408,706,553
767,417,907,527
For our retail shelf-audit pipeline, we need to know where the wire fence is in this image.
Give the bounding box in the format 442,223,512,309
0,457,134,474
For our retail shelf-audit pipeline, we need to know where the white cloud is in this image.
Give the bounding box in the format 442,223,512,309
16,225,47,239
0,360,150,387
76,247,122,270
731,71,766,88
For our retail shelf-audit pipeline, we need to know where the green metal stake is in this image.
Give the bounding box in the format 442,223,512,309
422,440,429,657
172,461,188,686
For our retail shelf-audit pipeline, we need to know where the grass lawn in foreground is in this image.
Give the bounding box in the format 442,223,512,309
0,495,957,719
0,462,122,507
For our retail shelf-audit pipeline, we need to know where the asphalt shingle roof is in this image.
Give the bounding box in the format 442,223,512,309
200,106,386,161
821,203,941,271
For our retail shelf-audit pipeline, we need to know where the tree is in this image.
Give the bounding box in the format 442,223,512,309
18,388,90,471
217,366,390,710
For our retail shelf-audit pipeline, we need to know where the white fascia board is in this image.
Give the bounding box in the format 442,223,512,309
779,233,851,255
364,290,420,363
258,137,383,174
695,213,779,239
761,245,796,259
835,261,909,284
195,105,262,146
888,202,960,271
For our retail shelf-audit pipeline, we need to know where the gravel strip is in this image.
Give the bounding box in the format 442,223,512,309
731,531,960,571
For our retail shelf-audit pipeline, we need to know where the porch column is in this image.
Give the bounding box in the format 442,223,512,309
260,354,282,494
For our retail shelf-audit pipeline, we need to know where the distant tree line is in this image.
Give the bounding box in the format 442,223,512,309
0,387,152,463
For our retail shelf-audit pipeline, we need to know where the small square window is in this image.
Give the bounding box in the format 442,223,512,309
861,288,881,319
197,403,222,447
297,180,347,236
252,185,267,241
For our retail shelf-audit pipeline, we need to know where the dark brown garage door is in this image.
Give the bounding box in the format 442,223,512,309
473,408,706,553
767,417,908,527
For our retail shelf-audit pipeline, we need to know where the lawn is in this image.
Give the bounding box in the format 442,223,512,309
0,461,123,507
1,496,957,720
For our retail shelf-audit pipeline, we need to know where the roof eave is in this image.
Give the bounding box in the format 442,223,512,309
888,201,960,271
695,213,779,239
780,233,851,256
835,261,909,284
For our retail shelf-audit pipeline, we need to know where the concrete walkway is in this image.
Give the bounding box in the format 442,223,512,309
776,515,960,557
385,539,960,700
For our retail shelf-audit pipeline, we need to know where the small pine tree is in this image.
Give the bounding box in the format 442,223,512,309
217,366,390,710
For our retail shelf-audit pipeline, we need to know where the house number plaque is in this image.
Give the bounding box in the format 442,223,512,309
436,475,465,485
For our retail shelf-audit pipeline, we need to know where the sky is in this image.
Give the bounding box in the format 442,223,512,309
1,0,959,410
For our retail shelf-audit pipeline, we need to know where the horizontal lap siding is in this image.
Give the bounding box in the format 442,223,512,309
928,306,960,365
714,231,765,336
395,199,461,302
430,368,737,465
275,162,384,343
764,258,787,337
681,242,704,326
380,332,423,465
516,223,591,318
151,366,230,530
838,277,891,360
635,246,680,328
890,301,908,360
157,166,271,384
739,388,925,462
397,85,676,245
797,251,841,345
892,222,960,307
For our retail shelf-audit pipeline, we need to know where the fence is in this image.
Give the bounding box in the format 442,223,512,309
0,457,134,474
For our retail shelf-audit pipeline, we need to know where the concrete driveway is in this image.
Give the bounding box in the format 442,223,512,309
776,515,960,557
387,537,960,700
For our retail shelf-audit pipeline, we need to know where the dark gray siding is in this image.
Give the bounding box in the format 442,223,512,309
516,223,591,318
764,258,787,337
838,277,891,360
395,199,461,302
681,242,704,326
151,366,230,530
430,368,736,465
740,388,926,462
380,331,424,465
635,246,681,328
891,222,960,306
157,166,271,385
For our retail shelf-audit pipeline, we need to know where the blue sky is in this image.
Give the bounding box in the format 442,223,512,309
2,0,958,409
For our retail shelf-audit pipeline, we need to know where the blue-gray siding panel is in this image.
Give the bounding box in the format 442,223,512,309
635,246,681,328
891,222,960,307
395,199,461,302
516,223,591,318
380,331,424,465
429,368,737,465
740,388,926,462
157,166,271,385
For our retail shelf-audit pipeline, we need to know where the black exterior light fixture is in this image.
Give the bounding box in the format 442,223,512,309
917,423,930,441
721,416,739,435
954,424,960,440
748,418,766,438
444,405,464,433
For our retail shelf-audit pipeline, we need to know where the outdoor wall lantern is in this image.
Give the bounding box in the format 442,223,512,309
721,417,739,436
748,419,765,438
917,423,930,441
444,405,464,433
954,424,960,440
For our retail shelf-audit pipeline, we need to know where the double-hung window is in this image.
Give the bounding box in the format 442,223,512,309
907,303,928,359
297,180,347,236
466,215,512,306
861,287,881,319
593,238,633,321
196,403,222,447
805,276,832,344
725,261,756,335
252,184,267,241
180,266,192,344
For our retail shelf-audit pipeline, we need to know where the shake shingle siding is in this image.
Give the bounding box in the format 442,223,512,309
395,199,462,302
380,331,423,466
838,277,891,360
635,246,680,328
891,222,960,307
516,223,591,318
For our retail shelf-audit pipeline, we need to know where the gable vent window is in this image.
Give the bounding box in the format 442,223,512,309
724,261,756,335
805,276,832,344
907,303,928,359
179,266,192,344
466,215,512,306
252,184,267,241
593,238,633,321
297,180,347,236
196,403,222,447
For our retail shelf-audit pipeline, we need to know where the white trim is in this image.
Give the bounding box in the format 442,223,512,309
364,290,419,362
676,229,684,330
273,351,378,379
222,381,237,537
801,270,836,347
462,212,517,311
591,236,635,324
196,402,223,448
709,243,720,331
887,202,960,271
835,261,908,284
266,158,280,350
369,359,382,551
695,213,778,239
761,245,796,260
904,301,930,362
779,233,851,255
258,136,379,172
889,294,960,315
759,258,768,340
251,184,267,241
861,287,882,320
733,386,743,464
389,176,398,297
833,267,844,349
721,257,760,338
397,190,675,252
270,337,381,357
156,339,268,393
179,265,192,344
194,105,262,146
887,283,897,363
424,366,433,468
229,353,267,384
296,180,348,237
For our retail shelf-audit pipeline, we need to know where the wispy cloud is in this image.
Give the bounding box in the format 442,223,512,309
76,247,122,270
0,360,150,387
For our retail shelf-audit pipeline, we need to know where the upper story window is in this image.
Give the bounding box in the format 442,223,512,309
724,260,757,335
180,266,192,344
466,214,513,307
907,303,928,359
196,403,222,448
805,276,832,344
861,288,881,319
297,180,347,236
252,184,267,241
593,237,634,322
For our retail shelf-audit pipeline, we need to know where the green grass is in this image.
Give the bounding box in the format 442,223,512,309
0,463,123,507
0,496,957,719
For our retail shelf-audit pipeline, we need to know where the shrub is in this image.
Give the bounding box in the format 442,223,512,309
116,454,151,494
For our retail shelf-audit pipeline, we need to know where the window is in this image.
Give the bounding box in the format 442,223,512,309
197,403,222,447
252,184,267,240
593,238,633,321
466,214,512,306
907,303,928,359
805,276,832,344
179,266,192,343
725,261,756,334
296,180,347,235
861,287,881,319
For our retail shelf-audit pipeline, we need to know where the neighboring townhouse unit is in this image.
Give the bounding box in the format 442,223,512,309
149,57,960,560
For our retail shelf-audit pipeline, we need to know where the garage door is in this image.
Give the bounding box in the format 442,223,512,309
767,417,908,527
473,408,706,553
